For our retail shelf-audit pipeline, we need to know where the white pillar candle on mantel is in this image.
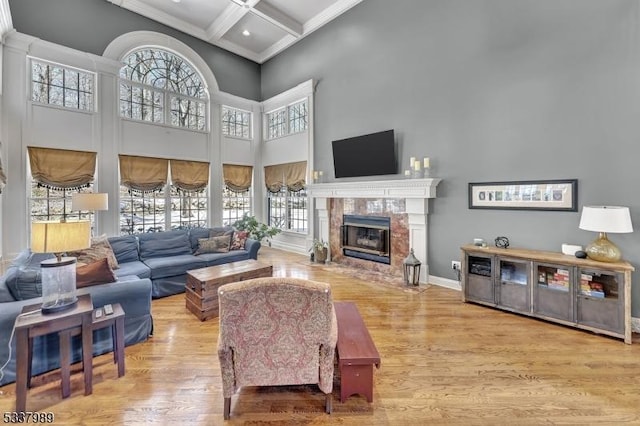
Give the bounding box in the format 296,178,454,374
313,171,319,180
414,161,421,171
409,157,416,168
423,157,430,168
404,170,411,177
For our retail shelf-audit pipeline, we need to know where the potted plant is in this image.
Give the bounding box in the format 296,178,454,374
309,239,329,263
233,213,281,244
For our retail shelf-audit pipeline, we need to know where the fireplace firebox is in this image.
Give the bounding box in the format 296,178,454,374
341,215,391,264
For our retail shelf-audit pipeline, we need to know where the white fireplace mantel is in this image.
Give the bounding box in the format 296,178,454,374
306,178,441,199
307,178,442,284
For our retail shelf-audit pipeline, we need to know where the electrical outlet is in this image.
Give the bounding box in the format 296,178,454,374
451,260,461,271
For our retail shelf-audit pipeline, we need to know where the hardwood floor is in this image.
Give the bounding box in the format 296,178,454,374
2,247,640,425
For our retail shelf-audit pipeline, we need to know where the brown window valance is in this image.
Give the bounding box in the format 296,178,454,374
119,155,168,193
28,146,96,190
223,164,253,192
170,159,210,192
264,161,307,193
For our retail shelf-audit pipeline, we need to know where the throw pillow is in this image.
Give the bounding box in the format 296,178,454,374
68,234,119,270
195,236,231,255
76,258,117,288
210,226,234,238
230,230,249,251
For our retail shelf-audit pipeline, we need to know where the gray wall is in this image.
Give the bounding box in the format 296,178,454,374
262,0,640,315
9,0,261,100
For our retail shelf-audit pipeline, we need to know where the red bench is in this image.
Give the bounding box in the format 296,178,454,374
334,301,381,403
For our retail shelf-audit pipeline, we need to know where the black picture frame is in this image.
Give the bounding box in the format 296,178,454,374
468,179,578,211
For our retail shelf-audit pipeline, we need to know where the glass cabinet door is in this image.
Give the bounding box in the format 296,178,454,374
576,269,623,333
533,263,573,322
465,254,494,304
497,258,530,312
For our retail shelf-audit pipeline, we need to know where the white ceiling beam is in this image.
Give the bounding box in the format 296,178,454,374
207,0,263,42
251,1,302,38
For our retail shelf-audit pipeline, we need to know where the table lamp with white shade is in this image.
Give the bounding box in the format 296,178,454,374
72,193,108,234
31,220,91,313
578,206,633,263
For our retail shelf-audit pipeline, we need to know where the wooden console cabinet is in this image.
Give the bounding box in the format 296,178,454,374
461,245,635,344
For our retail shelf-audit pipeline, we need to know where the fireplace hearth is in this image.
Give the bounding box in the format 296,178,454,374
341,215,390,264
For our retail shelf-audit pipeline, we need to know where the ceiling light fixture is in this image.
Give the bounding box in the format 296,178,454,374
171,0,181,3
242,29,251,37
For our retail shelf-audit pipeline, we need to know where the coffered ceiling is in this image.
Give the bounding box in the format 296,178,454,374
106,0,363,63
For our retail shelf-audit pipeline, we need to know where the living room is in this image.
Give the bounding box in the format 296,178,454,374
1,0,640,423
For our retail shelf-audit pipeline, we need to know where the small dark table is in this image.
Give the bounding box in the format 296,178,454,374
14,294,94,411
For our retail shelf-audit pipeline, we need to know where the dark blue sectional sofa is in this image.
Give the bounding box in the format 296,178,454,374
0,227,260,386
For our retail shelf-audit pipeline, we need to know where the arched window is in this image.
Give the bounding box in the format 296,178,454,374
119,48,207,131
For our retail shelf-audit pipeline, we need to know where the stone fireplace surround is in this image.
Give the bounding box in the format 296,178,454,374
307,178,441,284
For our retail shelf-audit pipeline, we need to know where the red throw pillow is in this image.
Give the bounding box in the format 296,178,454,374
230,230,249,250
76,258,117,288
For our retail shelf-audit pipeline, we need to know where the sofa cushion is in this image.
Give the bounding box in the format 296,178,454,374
113,260,151,279
195,235,231,255
142,254,207,279
197,250,251,267
108,235,140,264
189,226,233,252
0,278,16,302
68,234,119,269
76,258,117,288
138,230,191,260
5,251,55,301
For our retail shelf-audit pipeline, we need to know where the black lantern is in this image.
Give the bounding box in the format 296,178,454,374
403,248,422,286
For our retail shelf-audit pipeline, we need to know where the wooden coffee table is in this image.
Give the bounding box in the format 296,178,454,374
185,259,273,321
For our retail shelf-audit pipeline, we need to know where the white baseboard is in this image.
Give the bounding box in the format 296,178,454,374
268,240,308,256
429,275,461,291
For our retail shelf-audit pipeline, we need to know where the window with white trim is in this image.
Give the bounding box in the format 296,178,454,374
266,108,286,140
170,186,208,230
288,100,308,134
119,48,207,131
31,59,95,111
30,183,95,224
265,99,308,140
267,188,308,233
222,186,251,226
222,106,252,139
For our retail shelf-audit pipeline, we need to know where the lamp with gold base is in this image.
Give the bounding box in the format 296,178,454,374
578,206,633,263
30,220,91,313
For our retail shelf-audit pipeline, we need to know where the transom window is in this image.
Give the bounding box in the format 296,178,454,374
119,48,207,131
288,100,308,134
222,106,252,139
265,99,308,140
31,59,95,112
266,108,286,140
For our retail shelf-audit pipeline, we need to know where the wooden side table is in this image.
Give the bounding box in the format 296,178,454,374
63,303,126,379
14,294,94,411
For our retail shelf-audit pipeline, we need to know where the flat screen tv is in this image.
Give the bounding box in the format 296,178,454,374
332,129,396,178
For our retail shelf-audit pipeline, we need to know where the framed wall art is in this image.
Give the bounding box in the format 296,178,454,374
468,179,578,211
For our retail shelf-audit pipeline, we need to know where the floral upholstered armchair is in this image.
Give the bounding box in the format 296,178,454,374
217,277,338,419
